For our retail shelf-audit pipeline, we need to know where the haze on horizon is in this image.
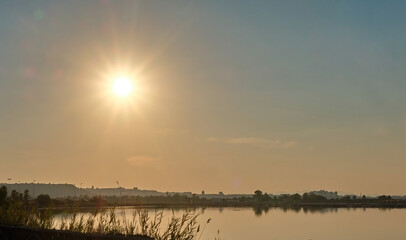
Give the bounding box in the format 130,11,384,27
0,0,405,196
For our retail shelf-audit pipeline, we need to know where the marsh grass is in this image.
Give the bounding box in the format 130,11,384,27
59,208,203,240
1,204,207,240
0,202,54,229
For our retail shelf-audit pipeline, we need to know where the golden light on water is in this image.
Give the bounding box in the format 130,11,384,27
112,76,133,97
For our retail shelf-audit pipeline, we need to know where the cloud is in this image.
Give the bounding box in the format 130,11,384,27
207,137,296,149
126,156,159,167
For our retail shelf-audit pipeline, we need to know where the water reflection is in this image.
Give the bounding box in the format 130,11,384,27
378,208,394,211
302,207,338,214
57,206,385,217
54,206,362,219
53,206,406,240
252,206,339,216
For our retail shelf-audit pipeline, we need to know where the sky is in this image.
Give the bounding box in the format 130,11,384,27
0,0,405,195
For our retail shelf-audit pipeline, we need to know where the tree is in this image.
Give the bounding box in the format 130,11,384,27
262,193,271,201
0,186,7,206
303,192,326,202
254,190,263,201
378,195,392,201
302,192,308,200
291,193,302,201
11,190,19,201
341,196,351,200
36,194,52,208
23,189,30,202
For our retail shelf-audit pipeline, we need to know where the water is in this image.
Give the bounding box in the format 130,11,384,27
54,207,406,240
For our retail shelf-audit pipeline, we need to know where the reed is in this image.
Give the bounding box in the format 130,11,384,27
1,204,208,240
58,208,204,240
0,186,216,239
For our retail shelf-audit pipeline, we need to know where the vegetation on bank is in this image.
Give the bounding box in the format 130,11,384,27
1,184,403,239
54,190,406,208
2,185,404,209
0,186,216,240
250,190,404,207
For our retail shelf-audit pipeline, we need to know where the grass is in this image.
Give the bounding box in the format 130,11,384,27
0,186,221,239
1,202,211,240
0,202,54,229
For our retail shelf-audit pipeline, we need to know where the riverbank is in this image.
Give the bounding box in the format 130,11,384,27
0,224,153,240
49,195,406,209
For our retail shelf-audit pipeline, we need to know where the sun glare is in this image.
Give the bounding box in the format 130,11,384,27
112,77,133,97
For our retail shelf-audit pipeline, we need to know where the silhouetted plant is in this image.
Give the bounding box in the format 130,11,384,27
36,194,52,208
55,207,206,240
254,190,263,201
0,186,7,206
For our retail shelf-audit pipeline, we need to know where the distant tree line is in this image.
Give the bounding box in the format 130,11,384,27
254,190,328,203
1,185,405,210
252,189,400,204
79,190,406,208
0,185,54,209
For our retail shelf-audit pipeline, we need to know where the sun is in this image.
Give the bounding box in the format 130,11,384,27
112,76,133,97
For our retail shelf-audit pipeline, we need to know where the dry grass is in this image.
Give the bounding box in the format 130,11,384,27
59,208,204,240
1,204,209,240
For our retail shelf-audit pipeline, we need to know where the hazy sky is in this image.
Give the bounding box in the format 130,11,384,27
1,0,405,195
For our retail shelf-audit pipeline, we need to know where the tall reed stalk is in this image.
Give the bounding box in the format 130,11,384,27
1,203,209,240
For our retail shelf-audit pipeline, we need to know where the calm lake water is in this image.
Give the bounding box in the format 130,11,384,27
55,207,406,240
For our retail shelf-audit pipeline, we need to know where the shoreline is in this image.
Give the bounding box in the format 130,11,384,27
48,202,406,211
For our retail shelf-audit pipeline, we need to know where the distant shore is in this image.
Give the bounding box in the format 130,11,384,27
49,198,406,210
